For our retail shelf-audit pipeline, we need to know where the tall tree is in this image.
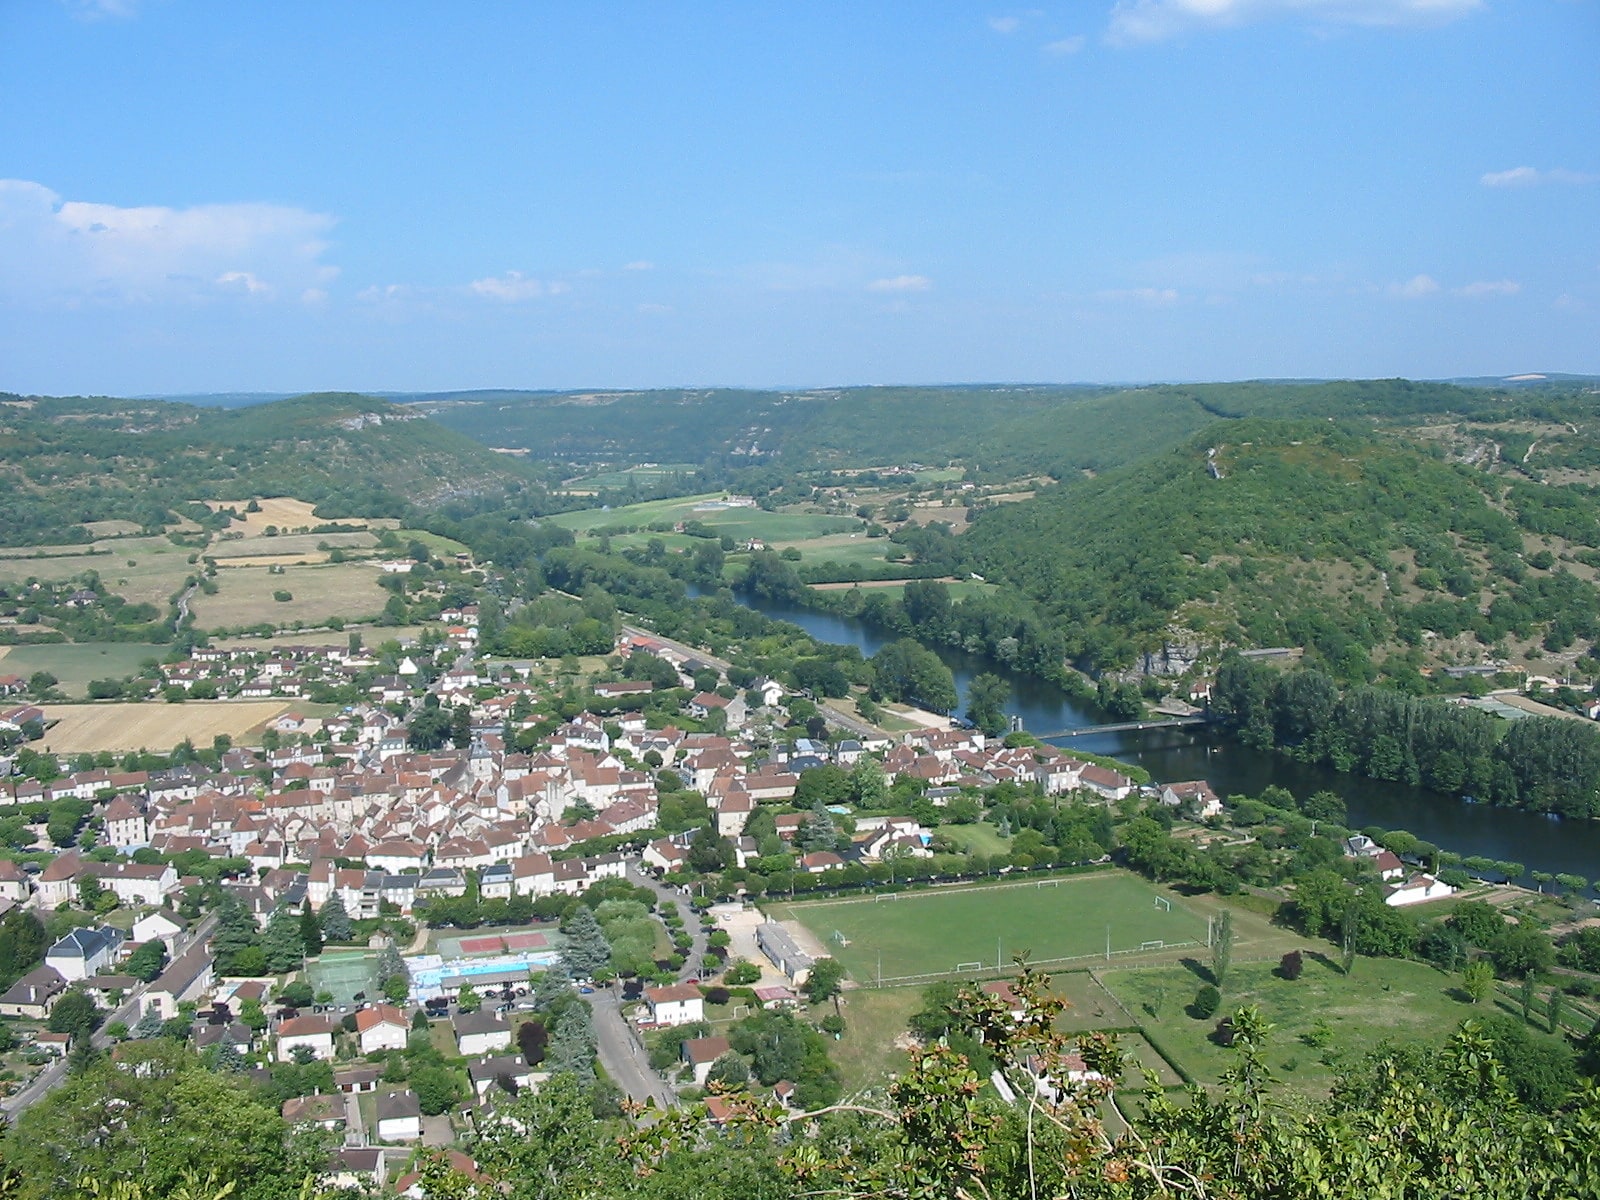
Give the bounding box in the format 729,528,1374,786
558,906,612,980
546,1001,597,1085
298,904,323,959
317,893,352,943
1210,909,1234,990
965,673,1010,737
260,905,305,974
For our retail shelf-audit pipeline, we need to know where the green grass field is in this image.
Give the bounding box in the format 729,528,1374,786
934,822,1013,857
548,493,864,544
1099,955,1535,1092
0,642,165,697
768,873,1211,984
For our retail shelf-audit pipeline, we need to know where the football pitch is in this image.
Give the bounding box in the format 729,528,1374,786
766,872,1210,985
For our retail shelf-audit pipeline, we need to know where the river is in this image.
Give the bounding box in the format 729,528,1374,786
717,591,1600,883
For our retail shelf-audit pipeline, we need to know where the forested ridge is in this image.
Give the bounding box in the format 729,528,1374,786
964,413,1600,675
0,392,549,546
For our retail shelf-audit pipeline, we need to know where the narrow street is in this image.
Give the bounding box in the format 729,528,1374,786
626,861,710,980
588,986,676,1110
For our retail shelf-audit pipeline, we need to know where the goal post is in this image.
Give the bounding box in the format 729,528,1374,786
955,961,985,973
1154,896,1172,912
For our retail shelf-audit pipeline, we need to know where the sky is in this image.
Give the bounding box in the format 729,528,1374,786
1,0,1596,394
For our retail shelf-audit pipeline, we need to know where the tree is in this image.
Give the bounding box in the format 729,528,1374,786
259,905,304,974
1548,985,1565,1035
1210,909,1234,990
804,957,845,1005
1192,984,1221,1019
546,1001,597,1085
209,896,261,977
1462,958,1495,1003
298,904,323,959
0,909,48,987
125,940,168,983
317,893,352,943
1521,973,1536,1023
383,974,410,1004
558,906,612,980
965,673,1010,737
532,968,572,1013
411,1065,464,1116
705,1051,751,1089
48,990,101,1039
687,823,734,874
724,960,761,986
1278,950,1303,980
457,984,482,1015
517,1016,549,1065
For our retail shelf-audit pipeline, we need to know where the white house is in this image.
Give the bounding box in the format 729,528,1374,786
376,1089,423,1142
645,983,704,1027
682,1035,732,1086
1159,781,1223,820
1384,873,1458,907
45,927,125,982
453,1010,512,1057
354,1004,410,1054
276,1014,338,1062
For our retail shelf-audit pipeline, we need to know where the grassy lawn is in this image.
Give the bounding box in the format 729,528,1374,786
0,642,164,696
393,529,470,557
772,533,893,567
548,493,864,544
935,822,1012,858
1100,955,1495,1092
767,872,1212,984
835,987,922,1094
188,561,390,632
0,537,196,612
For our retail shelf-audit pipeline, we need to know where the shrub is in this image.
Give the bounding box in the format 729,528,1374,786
1279,950,1304,980
1193,984,1221,1019
272,590,293,603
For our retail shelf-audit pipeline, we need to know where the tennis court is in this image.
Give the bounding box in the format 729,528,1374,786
304,949,380,1005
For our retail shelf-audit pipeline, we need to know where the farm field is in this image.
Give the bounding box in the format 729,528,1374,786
1099,955,1532,1093
37,700,292,753
201,497,329,537
0,643,164,697
209,531,378,559
187,562,390,632
766,872,1211,986
547,493,864,544
0,536,195,612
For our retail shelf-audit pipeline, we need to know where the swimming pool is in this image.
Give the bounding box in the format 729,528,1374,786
406,950,561,998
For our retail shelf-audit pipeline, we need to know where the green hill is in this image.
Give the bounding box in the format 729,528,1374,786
963,415,1600,677
0,392,547,546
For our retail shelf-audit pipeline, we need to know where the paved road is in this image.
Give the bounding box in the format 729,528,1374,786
589,986,676,1110
626,861,711,980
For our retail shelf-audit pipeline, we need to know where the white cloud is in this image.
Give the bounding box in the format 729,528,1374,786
61,0,141,21
1455,279,1520,298
623,260,655,271
215,270,270,297
1387,274,1440,299
989,15,1023,33
1480,166,1599,188
1044,35,1087,54
468,270,546,301
0,178,336,305
867,274,933,293
1099,286,1180,305
1107,0,1482,45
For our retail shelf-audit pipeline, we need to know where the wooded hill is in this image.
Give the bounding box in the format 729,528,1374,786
963,411,1600,676
0,392,548,546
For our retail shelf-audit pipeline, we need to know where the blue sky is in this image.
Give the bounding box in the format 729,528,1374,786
1,0,1596,394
